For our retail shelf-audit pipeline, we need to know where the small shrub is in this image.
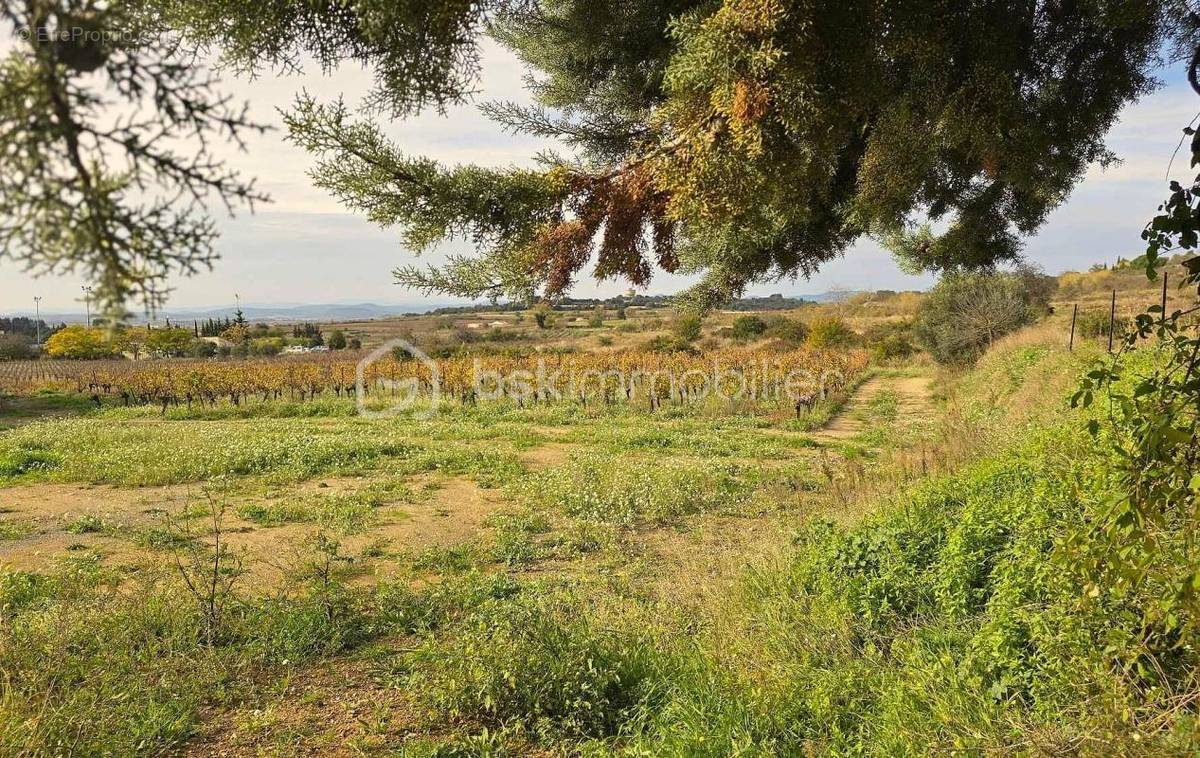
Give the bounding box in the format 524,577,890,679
408,595,660,742
729,315,768,340
806,316,856,348
645,334,697,354
915,265,1056,364
763,316,808,345
672,314,703,342
0,336,34,360
65,514,106,534
864,320,916,360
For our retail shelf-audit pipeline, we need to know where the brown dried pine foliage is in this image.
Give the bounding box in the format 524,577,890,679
529,165,677,297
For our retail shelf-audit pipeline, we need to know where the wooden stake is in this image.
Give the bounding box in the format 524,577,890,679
1108,289,1117,353
1161,271,1169,324
1069,303,1078,352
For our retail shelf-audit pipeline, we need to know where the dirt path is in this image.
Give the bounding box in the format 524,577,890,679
811,373,935,443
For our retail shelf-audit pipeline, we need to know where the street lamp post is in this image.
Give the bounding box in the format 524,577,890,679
33,297,41,346
81,285,92,327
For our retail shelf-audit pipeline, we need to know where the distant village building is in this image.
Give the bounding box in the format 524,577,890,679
281,345,330,354
202,336,233,349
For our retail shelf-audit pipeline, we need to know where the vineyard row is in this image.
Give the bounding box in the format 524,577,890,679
0,349,870,412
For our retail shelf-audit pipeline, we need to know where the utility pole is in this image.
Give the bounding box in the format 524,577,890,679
33,296,42,346
81,285,93,327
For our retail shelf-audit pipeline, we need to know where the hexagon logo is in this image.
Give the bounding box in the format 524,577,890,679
355,338,440,419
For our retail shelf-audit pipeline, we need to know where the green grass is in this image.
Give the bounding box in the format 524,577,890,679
383,409,1189,755
0,392,93,430
508,452,759,528
0,558,524,755
0,520,32,540
235,480,414,534
11,332,1170,754
0,417,531,486
63,513,108,534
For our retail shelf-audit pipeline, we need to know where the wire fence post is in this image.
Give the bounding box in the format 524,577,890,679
1108,289,1117,353
1069,303,1078,352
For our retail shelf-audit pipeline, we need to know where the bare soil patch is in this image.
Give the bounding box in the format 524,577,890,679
183,653,420,756
0,475,505,583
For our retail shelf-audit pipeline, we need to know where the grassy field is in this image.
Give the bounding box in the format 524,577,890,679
0,308,932,753
1,277,1196,754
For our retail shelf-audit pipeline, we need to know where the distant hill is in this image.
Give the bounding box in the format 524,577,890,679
4,290,867,325
6,302,445,325
427,291,864,315
160,303,435,323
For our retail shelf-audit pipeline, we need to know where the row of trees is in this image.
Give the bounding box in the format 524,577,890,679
0,317,64,361
671,263,1058,365
41,325,360,360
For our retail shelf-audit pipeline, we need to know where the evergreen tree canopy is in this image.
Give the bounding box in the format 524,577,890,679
0,0,489,318
3,0,1199,312
286,0,1199,309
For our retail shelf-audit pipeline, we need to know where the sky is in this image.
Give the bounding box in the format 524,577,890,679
2,37,1199,317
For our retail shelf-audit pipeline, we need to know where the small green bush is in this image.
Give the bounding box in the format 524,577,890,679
806,316,856,348
64,514,106,534
763,316,808,345
645,334,697,354
407,595,661,742
672,314,703,342
0,336,34,361
729,315,768,340
864,320,916,360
